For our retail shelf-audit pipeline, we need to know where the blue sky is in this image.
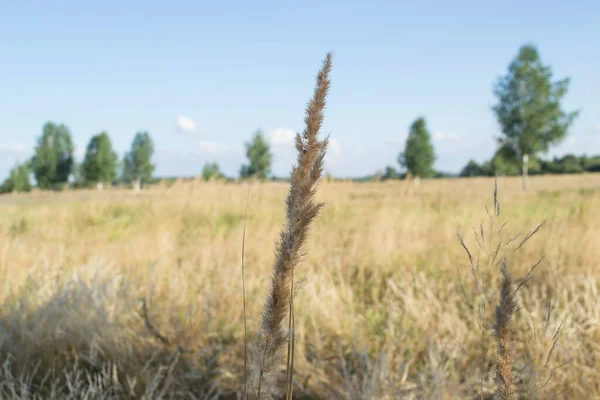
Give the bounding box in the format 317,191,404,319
1,1,599,179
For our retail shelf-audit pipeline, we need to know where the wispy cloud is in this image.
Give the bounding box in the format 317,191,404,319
595,124,600,135
267,128,295,146
433,130,459,141
264,128,343,175
176,115,199,134
194,140,244,156
267,128,341,157
75,146,85,159
327,138,342,157
0,142,26,153
197,140,219,153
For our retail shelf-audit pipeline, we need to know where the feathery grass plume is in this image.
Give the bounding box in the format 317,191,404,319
457,178,504,398
493,259,517,400
249,52,332,400
457,178,545,398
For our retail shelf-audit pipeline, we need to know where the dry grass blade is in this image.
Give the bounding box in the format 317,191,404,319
139,298,170,347
511,221,546,255
456,232,474,268
242,187,250,400
249,52,332,400
494,176,501,217
543,301,554,336
514,257,544,294
493,259,517,400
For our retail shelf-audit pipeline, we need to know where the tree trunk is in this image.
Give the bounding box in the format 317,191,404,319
374,170,382,182
96,182,103,191
134,179,141,193
414,176,421,187
522,153,529,191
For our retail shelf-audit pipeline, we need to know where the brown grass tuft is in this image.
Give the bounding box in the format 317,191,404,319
248,52,332,399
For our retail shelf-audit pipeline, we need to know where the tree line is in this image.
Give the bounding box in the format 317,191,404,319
1,126,156,193
380,44,597,188
0,123,277,193
1,43,597,194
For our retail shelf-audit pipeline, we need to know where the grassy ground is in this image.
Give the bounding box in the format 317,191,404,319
0,174,598,399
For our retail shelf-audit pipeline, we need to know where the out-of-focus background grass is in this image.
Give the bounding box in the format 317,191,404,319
0,174,598,398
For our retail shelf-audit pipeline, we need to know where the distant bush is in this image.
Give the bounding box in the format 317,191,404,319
460,160,486,177
202,162,223,181
0,163,32,194
460,153,600,177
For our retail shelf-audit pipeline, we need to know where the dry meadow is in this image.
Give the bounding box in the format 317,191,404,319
0,174,598,399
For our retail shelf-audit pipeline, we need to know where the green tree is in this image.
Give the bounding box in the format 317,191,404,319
240,130,272,180
398,117,436,178
82,131,118,189
582,155,600,172
493,44,579,189
1,163,32,194
122,131,155,191
540,155,585,174
202,162,223,181
382,165,399,180
460,160,486,177
491,145,521,176
540,158,562,174
560,155,584,174
31,122,74,189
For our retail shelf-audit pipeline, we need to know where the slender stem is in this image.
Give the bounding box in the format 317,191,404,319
242,187,250,400
257,371,263,399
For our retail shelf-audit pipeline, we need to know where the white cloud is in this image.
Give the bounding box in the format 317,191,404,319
197,140,219,153
264,128,343,176
433,130,459,141
0,142,26,153
267,128,341,157
176,115,199,134
268,128,296,146
595,124,600,134
327,138,342,157
75,146,85,159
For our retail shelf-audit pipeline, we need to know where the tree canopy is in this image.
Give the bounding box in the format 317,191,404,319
122,131,155,185
382,166,400,180
398,117,436,178
0,163,32,194
31,122,74,189
492,44,578,160
82,131,118,185
240,130,272,180
459,160,486,177
458,153,600,177
202,162,223,181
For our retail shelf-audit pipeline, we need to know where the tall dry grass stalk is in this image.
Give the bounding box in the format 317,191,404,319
456,178,552,398
242,187,250,399
493,259,517,400
248,52,332,399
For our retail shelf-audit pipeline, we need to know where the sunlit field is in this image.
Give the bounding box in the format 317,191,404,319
0,174,598,399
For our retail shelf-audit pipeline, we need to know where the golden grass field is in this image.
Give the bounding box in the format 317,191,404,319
0,174,598,399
